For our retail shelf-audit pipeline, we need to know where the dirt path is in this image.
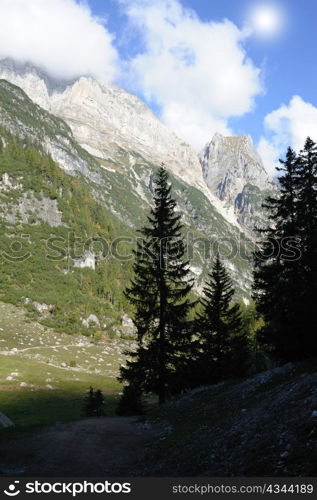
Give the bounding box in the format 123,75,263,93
0,417,158,476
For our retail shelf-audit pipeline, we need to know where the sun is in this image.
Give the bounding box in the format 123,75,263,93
249,4,283,37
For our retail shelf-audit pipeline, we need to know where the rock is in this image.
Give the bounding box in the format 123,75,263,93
311,410,317,417
200,133,276,232
23,298,55,316
280,451,289,458
3,193,63,227
20,382,28,387
81,314,100,328
0,60,205,192
121,314,136,335
73,251,96,270
0,412,14,428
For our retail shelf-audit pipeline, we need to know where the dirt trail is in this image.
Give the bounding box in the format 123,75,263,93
0,417,157,476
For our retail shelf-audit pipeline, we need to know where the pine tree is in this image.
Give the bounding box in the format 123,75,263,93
119,166,194,408
196,254,246,381
254,140,317,361
253,147,304,360
295,137,317,354
84,387,105,417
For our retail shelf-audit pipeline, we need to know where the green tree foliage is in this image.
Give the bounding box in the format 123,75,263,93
0,128,133,333
116,384,144,416
119,167,194,408
196,254,248,382
84,387,105,417
254,138,317,361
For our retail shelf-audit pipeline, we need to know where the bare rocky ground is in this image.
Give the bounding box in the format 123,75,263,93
142,361,317,477
0,417,160,477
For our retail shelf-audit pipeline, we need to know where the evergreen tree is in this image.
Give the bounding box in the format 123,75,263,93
116,383,144,416
295,137,317,354
119,166,194,408
84,387,105,417
196,254,246,381
254,139,317,360
253,147,304,360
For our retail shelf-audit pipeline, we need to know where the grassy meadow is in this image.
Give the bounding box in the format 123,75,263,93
0,302,131,430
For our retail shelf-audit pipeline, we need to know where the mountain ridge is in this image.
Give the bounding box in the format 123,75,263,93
0,57,274,235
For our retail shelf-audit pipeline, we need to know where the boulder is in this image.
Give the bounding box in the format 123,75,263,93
121,314,137,335
81,314,100,328
0,412,14,428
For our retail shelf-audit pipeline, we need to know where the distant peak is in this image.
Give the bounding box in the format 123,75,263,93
0,57,76,94
210,132,253,145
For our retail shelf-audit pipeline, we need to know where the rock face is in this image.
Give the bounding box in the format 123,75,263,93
0,74,255,300
200,133,275,231
0,58,274,236
0,58,204,191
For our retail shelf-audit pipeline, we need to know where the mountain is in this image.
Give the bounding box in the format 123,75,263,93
0,58,205,191
0,60,257,305
0,75,255,338
200,133,276,232
0,58,268,233
0,88,135,335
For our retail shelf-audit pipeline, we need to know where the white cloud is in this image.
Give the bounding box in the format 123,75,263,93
258,95,317,175
0,0,119,83
121,0,263,150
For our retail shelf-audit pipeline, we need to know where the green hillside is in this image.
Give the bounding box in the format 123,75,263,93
0,126,134,334
0,79,255,304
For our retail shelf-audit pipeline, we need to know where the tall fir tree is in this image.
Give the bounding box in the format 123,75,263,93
296,137,317,354
196,254,247,381
254,139,317,360
119,166,194,407
253,147,304,360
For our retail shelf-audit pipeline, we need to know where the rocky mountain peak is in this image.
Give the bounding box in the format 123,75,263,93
200,133,271,199
0,58,205,191
0,57,275,236
199,133,275,231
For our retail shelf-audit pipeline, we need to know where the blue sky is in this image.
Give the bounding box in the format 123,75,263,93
94,0,317,120
1,0,317,174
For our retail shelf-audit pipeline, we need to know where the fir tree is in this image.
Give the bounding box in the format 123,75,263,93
296,137,317,354
254,139,317,360
84,387,105,417
116,384,144,416
253,147,304,360
119,166,194,408
196,254,246,381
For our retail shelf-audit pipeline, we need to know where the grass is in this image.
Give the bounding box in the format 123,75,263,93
0,302,126,432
